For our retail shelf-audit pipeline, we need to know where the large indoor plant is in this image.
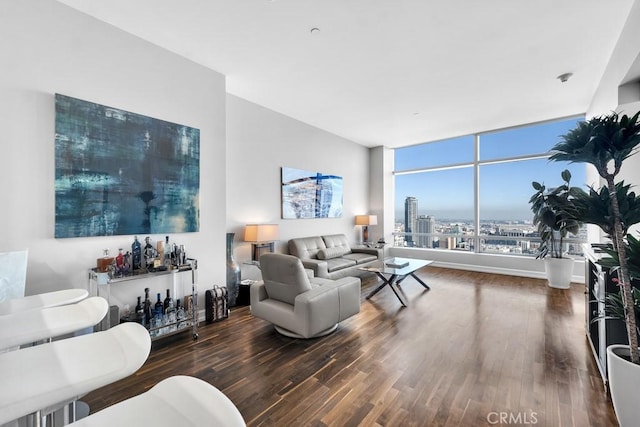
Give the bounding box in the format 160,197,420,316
548,111,640,426
598,234,640,427
529,169,581,288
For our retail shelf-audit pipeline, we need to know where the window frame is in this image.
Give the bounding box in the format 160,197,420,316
393,115,586,256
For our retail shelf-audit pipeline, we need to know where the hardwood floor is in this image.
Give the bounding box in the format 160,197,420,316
83,267,619,426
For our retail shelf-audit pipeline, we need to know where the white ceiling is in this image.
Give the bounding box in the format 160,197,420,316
57,0,635,148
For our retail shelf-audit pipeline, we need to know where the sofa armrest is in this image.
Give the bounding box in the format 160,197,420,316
299,259,329,278
351,247,383,259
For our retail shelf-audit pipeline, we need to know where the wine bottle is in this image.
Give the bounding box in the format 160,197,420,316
132,236,142,270
163,289,174,312
143,288,152,328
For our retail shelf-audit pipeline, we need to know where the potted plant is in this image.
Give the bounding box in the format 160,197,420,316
529,169,581,288
548,111,640,426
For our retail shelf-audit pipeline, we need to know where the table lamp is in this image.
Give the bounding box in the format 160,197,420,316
244,224,280,262
355,215,377,244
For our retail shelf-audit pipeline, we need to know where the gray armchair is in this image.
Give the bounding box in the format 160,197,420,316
250,253,361,338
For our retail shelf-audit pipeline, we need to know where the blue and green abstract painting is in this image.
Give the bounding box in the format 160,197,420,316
55,94,200,238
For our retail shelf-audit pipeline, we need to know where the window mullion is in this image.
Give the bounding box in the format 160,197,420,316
474,134,480,254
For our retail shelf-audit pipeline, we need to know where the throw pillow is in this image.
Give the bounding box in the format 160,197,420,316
317,247,346,260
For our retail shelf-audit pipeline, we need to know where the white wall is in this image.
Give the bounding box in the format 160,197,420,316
0,0,227,304
226,94,370,277
369,146,394,246
587,0,640,239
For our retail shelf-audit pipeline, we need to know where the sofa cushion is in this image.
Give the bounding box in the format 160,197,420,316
260,254,313,305
343,252,378,264
288,236,327,260
322,234,352,255
317,247,348,260
325,258,357,272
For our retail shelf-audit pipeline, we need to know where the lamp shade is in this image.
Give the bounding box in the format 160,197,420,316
355,215,377,226
244,224,279,242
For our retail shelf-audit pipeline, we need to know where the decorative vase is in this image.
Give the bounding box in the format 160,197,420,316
607,345,640,427
543,257,574,289
226,232,241,307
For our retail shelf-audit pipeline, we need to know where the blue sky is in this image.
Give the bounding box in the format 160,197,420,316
394,117,586,221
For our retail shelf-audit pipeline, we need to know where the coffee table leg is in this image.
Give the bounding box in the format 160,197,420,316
388,279,408,307
410,273,430,290
367,274,407,307
366,273,390,299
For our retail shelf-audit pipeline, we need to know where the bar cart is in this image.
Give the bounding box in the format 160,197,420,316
88,259,199,341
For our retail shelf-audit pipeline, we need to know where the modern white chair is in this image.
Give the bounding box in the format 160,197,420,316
0,288,88,316
0,322,151,426
0,296,108,352
68,376,246,427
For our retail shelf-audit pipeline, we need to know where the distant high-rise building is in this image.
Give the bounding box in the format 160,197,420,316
416,215,435,248
404,196,418,246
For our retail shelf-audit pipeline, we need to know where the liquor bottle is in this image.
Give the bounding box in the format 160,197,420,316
163,289,174,312
165,236,171,267
97,249,114,273
155,293,164,319
179,245,186,265
135,296,145,325
143,288,153,328
144,237,156,271
164,290,177,331
132,236,142,270
176,299,186,329
156,240,164,266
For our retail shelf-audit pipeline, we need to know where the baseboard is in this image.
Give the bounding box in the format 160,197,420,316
428,260,585,284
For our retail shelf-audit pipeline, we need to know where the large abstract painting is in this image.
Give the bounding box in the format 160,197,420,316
281,167,343,219
55,94,200,238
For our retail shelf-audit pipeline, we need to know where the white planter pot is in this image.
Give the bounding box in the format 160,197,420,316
544,257,574,289
607,345,640,427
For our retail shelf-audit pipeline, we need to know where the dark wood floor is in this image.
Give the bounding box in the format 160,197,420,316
83,267,619,426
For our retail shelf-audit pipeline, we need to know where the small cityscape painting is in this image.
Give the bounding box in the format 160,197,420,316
54,94,200,238
281,167,343,219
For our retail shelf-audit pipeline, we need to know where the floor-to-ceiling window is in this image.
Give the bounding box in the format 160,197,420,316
393,116,586,256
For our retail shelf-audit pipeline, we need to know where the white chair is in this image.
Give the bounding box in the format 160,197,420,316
0,296,108,352
0,288,88,316
0,249,28,304
69,376,246,427
0,322,151,426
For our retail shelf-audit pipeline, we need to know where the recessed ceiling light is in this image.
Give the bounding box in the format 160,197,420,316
310,27,320,34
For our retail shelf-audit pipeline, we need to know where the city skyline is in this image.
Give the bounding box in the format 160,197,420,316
394,117,587,222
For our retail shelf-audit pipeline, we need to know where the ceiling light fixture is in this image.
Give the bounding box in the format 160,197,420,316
557,72,573,83
310,27,320,34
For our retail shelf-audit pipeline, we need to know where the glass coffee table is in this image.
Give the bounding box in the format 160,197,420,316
359,257,433,307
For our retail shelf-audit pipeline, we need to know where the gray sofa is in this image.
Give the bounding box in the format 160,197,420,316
288,234,382,280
